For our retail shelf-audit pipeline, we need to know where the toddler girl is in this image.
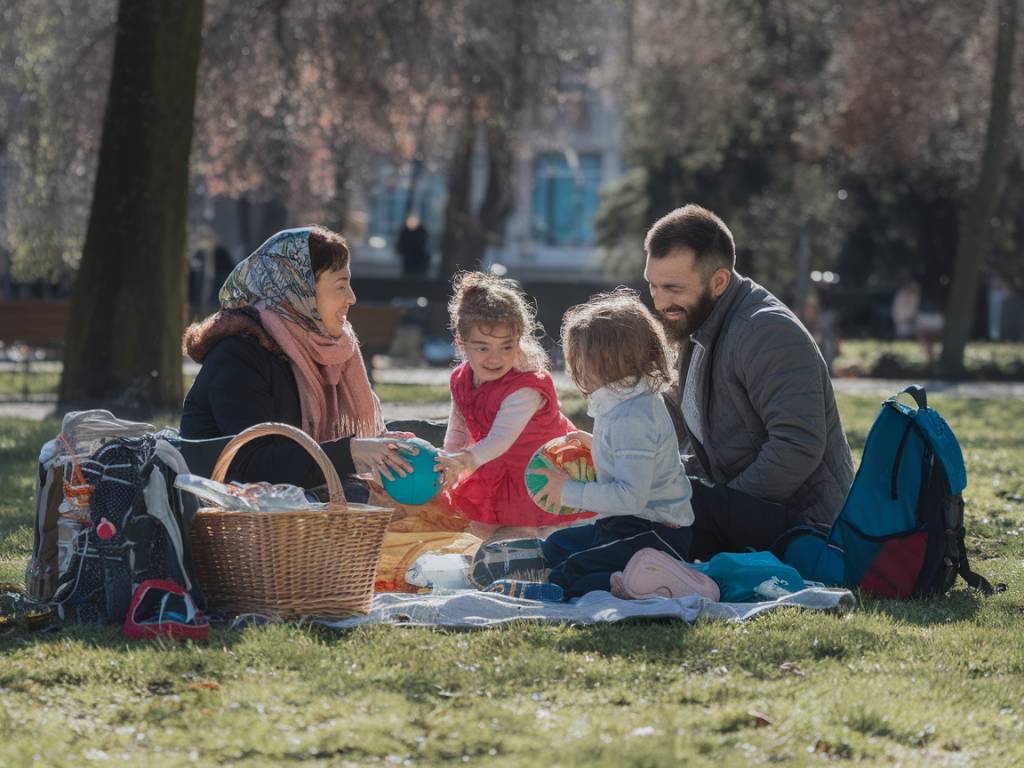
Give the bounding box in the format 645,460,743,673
529,289,696,599
435,272,591,535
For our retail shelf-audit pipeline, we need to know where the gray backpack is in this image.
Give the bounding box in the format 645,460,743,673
26,411,205,623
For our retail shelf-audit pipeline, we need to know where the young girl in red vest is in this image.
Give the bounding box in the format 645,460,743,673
435,272,591,537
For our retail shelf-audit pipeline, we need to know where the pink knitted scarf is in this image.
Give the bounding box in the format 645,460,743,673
258,309,384,441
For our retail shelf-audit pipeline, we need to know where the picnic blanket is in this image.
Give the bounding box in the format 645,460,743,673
318,587,856,630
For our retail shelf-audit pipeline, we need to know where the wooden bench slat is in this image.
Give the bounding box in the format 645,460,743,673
0,300,72,345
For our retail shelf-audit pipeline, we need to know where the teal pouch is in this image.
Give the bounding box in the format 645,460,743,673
693,551,806,602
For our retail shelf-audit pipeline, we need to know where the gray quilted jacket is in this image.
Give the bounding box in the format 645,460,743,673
664,273,854,526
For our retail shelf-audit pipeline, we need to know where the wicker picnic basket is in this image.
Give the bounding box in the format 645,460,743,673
189,423,394,619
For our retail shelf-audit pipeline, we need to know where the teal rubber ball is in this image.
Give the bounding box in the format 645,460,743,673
381,437,442,505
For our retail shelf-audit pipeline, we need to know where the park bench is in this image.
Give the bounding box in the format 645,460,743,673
0,299,403,392
346,304,403,380
0,300,72,397
0,299,72,350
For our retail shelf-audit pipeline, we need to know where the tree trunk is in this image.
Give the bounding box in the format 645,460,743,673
478,118,516,241
59,0,205,415
440,105,483,278
439,5,527,280
404,157,424,221
331,157,351,234
403,109,431,220
238,194,253,254
940,0,1017,377
440,116,516,279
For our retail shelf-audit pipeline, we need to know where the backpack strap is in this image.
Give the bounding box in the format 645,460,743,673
896,385,928,410
956,527,1003,595
769,522,831,555
141,461,193,592
889,421,916,500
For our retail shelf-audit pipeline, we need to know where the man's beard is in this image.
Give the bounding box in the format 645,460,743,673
658,285,718,343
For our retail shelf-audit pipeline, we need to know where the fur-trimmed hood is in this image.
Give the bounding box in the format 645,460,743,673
182,308,284,363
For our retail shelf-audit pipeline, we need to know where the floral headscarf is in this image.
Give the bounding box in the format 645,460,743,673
219,228,384,440
220,228,328,334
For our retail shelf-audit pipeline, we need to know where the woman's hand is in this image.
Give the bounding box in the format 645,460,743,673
351,438,418,483
567,430,593,450
528,465,569,513
434,450,478,490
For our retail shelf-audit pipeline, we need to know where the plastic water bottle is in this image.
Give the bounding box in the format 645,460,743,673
56,515,82,576
56,491,91,577
405,553,472,590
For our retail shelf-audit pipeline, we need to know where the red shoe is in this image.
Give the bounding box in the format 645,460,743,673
610,548,720,601
122,580,209,642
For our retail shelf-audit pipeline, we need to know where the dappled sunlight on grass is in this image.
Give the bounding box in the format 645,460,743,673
1,398,1023,765
834,340,1024,380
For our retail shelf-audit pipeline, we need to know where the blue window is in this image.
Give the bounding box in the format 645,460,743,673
531,152,602,246
368,167,445,246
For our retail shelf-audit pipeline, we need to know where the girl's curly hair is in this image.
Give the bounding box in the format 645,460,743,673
560,288,672,396
448,271,549,371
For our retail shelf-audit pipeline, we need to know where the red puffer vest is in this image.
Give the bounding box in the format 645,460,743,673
446,362,591,527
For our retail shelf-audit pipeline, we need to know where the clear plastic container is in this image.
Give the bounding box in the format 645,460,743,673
404,553,472,590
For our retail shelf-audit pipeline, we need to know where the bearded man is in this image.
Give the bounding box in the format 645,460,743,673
643,204,854,560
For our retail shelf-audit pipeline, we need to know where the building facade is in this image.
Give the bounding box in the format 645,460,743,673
350,24,628,281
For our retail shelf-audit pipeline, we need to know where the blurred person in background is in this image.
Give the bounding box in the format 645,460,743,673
892,279,921,340
396,214,431,277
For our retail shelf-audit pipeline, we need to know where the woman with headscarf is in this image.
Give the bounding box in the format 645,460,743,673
181,226,414,491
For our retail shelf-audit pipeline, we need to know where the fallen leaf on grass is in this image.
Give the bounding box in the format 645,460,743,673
748,710,772,728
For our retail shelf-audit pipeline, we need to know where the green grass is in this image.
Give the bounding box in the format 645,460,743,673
374,382,452,404
1,339,1020,400
0,376,453,405
0,370,61,397
1,395,1023,766
835,340,1024,380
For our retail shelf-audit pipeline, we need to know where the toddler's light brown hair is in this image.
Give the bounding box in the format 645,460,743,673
448,271,549,371
561,288,672,396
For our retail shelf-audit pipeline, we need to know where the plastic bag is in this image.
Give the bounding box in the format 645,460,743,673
174,474,325,513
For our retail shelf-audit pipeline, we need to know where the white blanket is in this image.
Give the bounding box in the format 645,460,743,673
318,587,856,629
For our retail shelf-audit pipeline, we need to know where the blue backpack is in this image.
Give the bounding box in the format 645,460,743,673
779,386,996,598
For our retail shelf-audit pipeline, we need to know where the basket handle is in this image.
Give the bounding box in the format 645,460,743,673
209,422,346,508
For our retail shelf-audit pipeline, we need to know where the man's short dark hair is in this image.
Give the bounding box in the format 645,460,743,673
644,204,736,277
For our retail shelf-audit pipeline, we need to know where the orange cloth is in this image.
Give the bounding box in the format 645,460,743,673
371,492,481,593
